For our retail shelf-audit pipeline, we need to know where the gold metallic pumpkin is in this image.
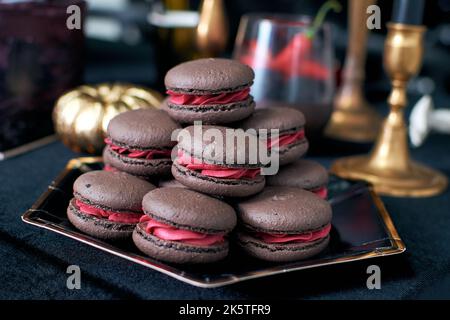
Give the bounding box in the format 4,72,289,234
53,83,163,154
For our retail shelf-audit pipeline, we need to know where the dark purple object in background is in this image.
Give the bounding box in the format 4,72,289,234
0,1,85,151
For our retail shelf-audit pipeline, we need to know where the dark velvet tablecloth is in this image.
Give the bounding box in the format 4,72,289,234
1,135,449,299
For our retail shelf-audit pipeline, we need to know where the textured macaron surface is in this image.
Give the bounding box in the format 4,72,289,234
73,170,156,211
237,187,332,233
142,188,237,233
176,125,265,166
267,159,329,190
107,109,180,149
239,107,306,133
157,178,189,189
165,58,254,93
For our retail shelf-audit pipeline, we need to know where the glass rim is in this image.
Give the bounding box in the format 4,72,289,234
240,13,331,29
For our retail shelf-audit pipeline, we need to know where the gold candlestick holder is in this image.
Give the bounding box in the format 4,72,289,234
331,23,447,197
325,0,381,142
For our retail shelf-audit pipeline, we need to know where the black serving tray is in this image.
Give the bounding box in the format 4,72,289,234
22,157,405,288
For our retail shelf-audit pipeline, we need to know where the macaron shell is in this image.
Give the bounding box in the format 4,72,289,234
159,96,170,111
236,187,332,233
158,178,189,188
239,107,306,132
276,139,309,166
142,187,237,233
133,224,229,264
165,58,254,93
107,109,180,149
172,161,266,198
68,199,136,240
267,159,329,190
73,170,156,211
237,232,330,262
177,125,266,166
166,99,255,124
103,146,172,178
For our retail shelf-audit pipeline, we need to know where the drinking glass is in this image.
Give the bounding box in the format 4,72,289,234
233,14,335,138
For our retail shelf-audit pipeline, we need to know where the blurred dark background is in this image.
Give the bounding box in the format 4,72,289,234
85,0,450,99
1,0,449,151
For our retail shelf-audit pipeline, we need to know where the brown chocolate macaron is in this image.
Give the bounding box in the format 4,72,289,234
158,178,188,189
172,125,266,197
103,109,180,179
239,107,308,166
67,170,156,240
165,58,255,124
266,159,329,199
133,188,237,264
236,187,332,262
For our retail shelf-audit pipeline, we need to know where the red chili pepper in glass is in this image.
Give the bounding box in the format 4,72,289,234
272,0,341,80
240,39,276,70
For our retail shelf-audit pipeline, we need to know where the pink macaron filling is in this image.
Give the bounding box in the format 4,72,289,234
254,223,331,244
167,88,250,105
140,215,225,246
267,129,305,149
75,199,143,224
311,186,328,199
103,164,118,172
177,150,260,179
105,138,172,160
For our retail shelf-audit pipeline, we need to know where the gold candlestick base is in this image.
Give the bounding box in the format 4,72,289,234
325,0,381,143
325,92,381,143
332,157,447,197
331,23,447,197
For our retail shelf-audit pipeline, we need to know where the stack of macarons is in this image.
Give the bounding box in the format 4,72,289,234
68,171,237,264
66,57,333,264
